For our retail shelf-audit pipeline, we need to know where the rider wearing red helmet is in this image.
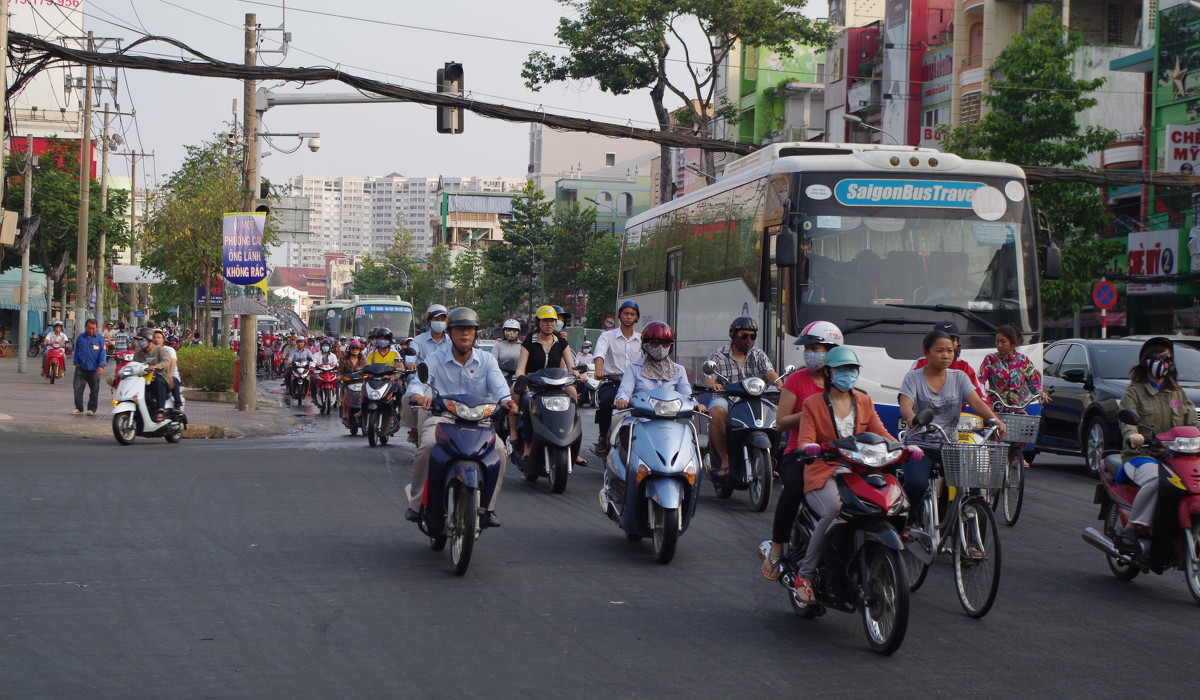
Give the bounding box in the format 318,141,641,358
613,321,691,409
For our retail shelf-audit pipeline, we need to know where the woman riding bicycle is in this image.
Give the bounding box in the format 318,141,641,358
978,323,1048,409
898,330,1005,530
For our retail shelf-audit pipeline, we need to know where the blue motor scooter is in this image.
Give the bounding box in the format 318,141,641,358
599,386,703,564
414,364,506,577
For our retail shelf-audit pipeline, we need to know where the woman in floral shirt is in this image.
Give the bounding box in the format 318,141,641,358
978,323,1047,407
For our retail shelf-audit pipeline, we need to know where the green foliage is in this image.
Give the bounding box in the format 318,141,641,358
938,6,1118,321
580,234,620,324
176,345,237,392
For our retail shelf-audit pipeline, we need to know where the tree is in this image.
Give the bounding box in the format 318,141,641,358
3,138,131,320
544,202,601,319
493,180,554,317
580,234,620,325
523,1,831,201
141,131,257,345
939,6,1121,320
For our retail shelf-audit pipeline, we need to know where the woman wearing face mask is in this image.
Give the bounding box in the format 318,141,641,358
760,320,844,581
613,321,690,409
493,319,525,444
365,327,401,367
789,346,899,603
339,339,367,374
515,305,581,462
1113,337,1197,553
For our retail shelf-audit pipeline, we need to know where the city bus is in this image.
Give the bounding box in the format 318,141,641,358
338,295,414,340
308,300,350,338
618,142,1058,429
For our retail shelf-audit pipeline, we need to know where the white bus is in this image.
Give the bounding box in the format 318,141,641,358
619,142,1057,429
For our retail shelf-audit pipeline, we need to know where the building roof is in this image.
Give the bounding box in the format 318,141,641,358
269,267,327,297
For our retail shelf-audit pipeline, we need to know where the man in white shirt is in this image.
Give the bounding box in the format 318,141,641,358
591,301,642,457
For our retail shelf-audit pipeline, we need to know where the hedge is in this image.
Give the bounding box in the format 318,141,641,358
176,345,237,392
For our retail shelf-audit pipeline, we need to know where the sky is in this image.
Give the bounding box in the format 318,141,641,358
17,0,828,188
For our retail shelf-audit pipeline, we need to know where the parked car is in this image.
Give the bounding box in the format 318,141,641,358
1124,334,1200,352
1037,338,1200,474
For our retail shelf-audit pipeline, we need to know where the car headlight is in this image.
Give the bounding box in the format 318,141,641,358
743,377,766,396
541,395,571,412
648,397,682,417
838,443,903,468
1164,436,1200,453
446,400,496,421
957,414,984,432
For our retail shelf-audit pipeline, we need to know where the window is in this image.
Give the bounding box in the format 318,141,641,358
1106,4,1125,44
617,192,633,216
1042,343,1067,376
1058,344,1090,379
605,152,616,167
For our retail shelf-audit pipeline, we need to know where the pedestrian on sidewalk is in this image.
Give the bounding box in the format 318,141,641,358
72,318,107,415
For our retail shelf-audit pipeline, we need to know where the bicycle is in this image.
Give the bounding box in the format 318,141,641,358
900,415,1005,618
987,391,1041,527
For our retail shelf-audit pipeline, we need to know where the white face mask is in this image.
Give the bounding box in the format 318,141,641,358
645,345,670,361
431,321,447,334
803,349,827,372
554,320,565,333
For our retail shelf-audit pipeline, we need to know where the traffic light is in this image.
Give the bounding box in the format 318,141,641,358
436,62,464,134
255,180,270,220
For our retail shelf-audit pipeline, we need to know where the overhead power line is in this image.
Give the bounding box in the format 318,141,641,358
6,30,753,154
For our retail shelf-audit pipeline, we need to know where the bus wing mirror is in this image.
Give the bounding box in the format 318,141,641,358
1040,242,1062,280
776,228,798,268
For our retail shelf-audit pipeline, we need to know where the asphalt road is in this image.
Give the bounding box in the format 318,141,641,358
1,407,1195,698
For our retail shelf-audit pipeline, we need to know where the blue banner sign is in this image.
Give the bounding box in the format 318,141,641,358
222,213,268,285
834,180,985,208
361,306,407,313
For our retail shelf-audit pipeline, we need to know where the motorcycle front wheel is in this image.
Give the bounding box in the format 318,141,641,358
861,544,910,655
548,446,570,494
112,412,136,445
748,447,772,513
651,503,680,565
364,411,377,447
449,481,479,576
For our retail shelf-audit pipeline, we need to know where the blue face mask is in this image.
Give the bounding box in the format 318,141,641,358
431,321,447,334
830,367,859,393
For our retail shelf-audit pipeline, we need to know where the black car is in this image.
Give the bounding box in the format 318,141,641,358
1037,338,1200,473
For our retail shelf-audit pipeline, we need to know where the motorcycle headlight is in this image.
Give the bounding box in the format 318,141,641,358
838,443,904,468
1164,436,1200,453
743,377,766,397
348,382,363,392
957,414,984,432
446,400,495,421
117,366,135,379
366,388,385,400
648,397,682,417
541,395,571,412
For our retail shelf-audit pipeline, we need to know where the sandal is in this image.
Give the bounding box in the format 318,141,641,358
574,456,588,466
761,552,782,581
794,576,815,604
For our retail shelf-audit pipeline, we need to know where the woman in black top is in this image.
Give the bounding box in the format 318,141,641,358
515,305,582,461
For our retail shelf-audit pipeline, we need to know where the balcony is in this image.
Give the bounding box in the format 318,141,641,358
1101,134,1144,169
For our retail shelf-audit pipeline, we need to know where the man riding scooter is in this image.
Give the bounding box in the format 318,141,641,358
702,316,782,477
132,329,173,422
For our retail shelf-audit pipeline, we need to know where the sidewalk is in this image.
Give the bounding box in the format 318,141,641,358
0,355,301,439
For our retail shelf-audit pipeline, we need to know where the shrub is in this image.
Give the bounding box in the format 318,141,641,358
176,345,237,392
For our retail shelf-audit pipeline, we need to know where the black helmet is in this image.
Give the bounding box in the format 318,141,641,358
375,327,394,342
136,329,155,342
729,316,758,339
447,307,480,329
551,304,571,320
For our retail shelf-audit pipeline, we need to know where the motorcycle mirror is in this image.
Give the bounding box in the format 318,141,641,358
1117,409,1140,426
514,375,528,394
402,347,417,356
574,363,587,371
417,362,429,384
702,360,717,375
781,364,796,376
912,409,935,427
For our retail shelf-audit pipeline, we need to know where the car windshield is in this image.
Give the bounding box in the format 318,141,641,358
1093,343,1200,381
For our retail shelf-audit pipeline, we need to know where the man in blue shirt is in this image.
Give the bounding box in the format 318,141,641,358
404,307,514,528
72,318,108,415
402,304,450,441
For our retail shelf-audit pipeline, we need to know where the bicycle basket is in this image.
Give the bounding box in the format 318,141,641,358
940,442,1008,489
997,413,1040,444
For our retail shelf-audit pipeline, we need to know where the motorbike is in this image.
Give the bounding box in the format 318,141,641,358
599,386,702,564
111,362,187,445
26,332,42,358
1083,409,1200,604
412,363,506,576
765,432,914,655
271,349,285,379
701,360,786,512
287,360,312,404
360,362,402,447
514,367,583,494
340,370,365,436
493,360,517,447
313,361,340,415
106,350,137,394
42,341,67,383
577,363,600,406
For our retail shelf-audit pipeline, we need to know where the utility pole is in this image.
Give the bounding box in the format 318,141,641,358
237,13,259,412
97,105,110,326
17,135,35,373
1,0,9,179
127,152,139,327
73,32,95,338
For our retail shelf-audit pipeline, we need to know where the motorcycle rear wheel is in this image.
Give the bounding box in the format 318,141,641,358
651,504,680,564
164,422,183,443
748,447,772,513
548,447,569,494
862,545,909,655
1104,504,1139,581
953,498,1001,618
112,412,136,445
449,482,479,576
1185,523,1200,605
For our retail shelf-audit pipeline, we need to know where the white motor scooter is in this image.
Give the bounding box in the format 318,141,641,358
111,361,187,445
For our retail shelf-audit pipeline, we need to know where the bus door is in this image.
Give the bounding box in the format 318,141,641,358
665,247,682,329
762,228,785,366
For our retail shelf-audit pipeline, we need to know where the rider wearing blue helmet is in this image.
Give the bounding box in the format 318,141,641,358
591,300,641,457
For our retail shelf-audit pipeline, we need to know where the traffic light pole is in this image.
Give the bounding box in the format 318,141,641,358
238,13,258,412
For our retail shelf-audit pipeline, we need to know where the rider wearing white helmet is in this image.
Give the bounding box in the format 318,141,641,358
402,304,451,442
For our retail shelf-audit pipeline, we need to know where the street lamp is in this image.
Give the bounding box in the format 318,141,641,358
842,114,900,145
386,264,411,290
584,197,618,236
502,230,541,316
684,163,718,181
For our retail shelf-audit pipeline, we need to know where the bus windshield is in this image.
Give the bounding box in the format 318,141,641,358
347,305,413,339
796,174,1037,356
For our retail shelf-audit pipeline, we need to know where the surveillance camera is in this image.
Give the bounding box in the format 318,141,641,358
307,137,321,152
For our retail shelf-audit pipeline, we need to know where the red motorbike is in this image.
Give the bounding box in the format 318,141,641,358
271,349,285,379
765,432,917,655
313,361,340,415
1083,409,1200,604
108,350,137,394
42,342,67,383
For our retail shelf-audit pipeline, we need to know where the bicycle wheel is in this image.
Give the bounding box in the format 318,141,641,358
902,491,934,593
953,498,1001,618
995,447,1025,526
